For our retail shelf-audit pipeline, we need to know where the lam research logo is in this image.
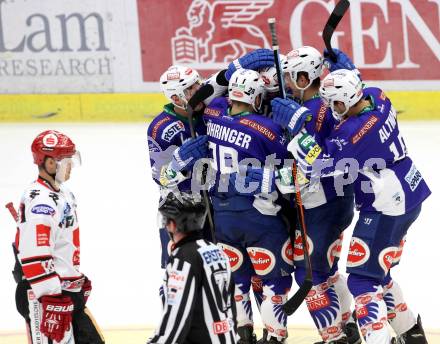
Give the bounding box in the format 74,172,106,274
172,0,273,69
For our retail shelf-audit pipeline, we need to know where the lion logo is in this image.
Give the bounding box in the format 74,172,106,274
172,0,273,69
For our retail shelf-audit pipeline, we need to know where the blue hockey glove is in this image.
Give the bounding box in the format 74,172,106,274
323,48,361,78
271,98,311,136
225,48,274,80
170,135,208,172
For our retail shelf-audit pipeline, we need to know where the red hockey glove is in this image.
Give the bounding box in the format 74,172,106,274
40,295,74,342
82,278,92,304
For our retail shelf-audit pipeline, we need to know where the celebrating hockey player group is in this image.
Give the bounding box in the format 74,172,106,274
147,40,431,343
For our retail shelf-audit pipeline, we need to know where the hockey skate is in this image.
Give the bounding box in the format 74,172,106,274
257,329,286,343
391,315,428,344
238,326,257,344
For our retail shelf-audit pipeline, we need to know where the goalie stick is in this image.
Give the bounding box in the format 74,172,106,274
186,84,217,244
268,18,313,316
322,0,351,62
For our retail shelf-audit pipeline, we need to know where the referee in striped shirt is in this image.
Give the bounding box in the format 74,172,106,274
147,193,238,344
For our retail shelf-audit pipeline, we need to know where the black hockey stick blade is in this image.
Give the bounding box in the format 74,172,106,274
188,84,214,112
283,278,313,315
322,0,350,62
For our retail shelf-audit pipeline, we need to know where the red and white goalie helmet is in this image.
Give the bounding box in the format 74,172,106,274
159,65,202,109
282,46,323,90
228,69,265,112
259,54,286,94
319,69,363,121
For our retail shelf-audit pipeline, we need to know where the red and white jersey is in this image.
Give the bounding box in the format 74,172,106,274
16,177,83,299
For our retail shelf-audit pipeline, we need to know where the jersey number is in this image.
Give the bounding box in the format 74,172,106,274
209,142,239,174
389,133,407,162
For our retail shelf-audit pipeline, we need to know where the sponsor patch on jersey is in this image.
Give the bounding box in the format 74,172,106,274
351,115,379,144
378,246,398,273
315,103,327,132
404,163,422,191
293,230,314,261
239,118,276,141
347,237,370,267
36,224,51,246
161,120,184,143
198,245,227,266
31,204,55,216
213,319,232,334
281,238,294,265
167,269,186,305
247,247,276,275
218,243,243,272
204,107,221,117
151,116,171,140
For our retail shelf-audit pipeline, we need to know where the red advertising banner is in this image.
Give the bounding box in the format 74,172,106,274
138,0,440,82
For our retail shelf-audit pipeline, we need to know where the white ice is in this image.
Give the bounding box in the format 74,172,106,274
0,122,439,332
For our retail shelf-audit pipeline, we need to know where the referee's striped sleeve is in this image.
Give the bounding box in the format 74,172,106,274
149,257,197,344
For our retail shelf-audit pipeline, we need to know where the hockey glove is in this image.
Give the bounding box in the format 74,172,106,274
40,295,74,342
323,48,361,78
271,98,311,136
225,48,275,80
170,135,208,172
82,277,92,304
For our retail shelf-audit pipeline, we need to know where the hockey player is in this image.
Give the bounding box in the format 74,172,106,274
270,46,360,344
202,69,294,343
147,193,237,344
13,130,104,344
288,69,431,343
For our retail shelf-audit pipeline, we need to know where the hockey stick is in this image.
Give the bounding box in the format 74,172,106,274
268,17,313,316
186,84,217,244
322,0,351,62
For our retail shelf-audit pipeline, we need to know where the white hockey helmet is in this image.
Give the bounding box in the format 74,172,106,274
159,65,202,109
319,69,363,121
259,54,286,93
282,46,323,91
228,69,265,112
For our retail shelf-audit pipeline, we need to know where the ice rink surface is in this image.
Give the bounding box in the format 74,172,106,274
1,122,439,339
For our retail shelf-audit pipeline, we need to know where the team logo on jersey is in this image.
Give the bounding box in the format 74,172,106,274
405,163,422,191
281,239,294,265
218,243,243,272
31,204,55,216
161,121,185,143
42,133,58,147
347,237,370,267
378,246,398,273
293,230,314,261
171,0,273,69
327,234,343,268
247,247,276,275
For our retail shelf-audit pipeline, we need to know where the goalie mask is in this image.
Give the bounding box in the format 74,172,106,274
160,65,202,110
228,69,265,112
159,193,207,234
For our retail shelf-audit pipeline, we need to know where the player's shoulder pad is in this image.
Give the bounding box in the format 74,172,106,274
148,110,185,144
22,182,62,218
239,114,284,142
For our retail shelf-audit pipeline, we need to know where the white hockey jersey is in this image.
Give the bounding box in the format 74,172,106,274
16,178,83,299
